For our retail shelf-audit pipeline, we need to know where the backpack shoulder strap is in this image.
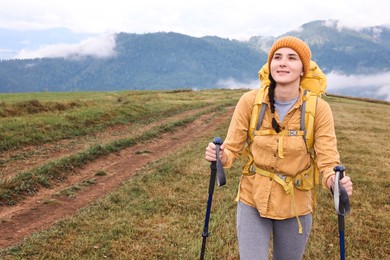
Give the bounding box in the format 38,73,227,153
257,103,267,131
303,91,321,200
302,91,318,151
248,86,268,142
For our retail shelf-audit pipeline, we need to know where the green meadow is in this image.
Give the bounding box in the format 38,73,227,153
0,89,389,259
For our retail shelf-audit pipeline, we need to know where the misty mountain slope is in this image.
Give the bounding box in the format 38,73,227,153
94,32,264,89
0,32,263,92
0,20,389,94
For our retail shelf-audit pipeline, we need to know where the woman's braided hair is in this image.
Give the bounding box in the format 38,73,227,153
268,75,281,133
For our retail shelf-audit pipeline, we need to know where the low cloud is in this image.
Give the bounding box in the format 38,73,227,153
216,71,390,101
15,33,116,59
326,71,390,101
322,19,364,32
216,78,259,89
322,19,389,38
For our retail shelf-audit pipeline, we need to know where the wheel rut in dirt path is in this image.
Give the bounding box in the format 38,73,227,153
0,107,234,249
0,105,219,180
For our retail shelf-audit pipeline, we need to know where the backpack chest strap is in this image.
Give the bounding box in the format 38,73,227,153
253,129,305,137
252,129,306,158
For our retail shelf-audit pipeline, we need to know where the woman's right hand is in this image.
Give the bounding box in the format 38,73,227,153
205,142,226,165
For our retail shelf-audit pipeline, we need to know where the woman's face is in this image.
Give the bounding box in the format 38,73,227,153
270,47,303,86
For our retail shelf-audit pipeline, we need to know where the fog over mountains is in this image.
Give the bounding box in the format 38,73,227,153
1,20,390,100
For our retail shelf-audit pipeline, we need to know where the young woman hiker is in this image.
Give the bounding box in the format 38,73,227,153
205,36,353,259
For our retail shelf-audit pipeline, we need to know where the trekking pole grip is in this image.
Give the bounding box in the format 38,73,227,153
211,137,222,172
334,165,345,179
213,137,226,187
213,136,223,146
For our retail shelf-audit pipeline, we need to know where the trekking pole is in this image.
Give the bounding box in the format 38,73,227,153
333,165,350,260
200,137,226,260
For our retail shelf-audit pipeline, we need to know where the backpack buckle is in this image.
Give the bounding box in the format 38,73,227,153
289,130,298,136
276,173,287,182
294,179,302,187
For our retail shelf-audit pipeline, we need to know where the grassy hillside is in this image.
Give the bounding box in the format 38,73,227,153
0,90,389,259
0,89,243,205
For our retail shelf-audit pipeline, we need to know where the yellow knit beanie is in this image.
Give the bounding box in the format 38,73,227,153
267,36,312,76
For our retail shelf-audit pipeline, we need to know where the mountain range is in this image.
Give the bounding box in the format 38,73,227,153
0,20,390,100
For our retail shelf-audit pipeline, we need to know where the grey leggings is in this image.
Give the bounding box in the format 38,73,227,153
237,201,312,260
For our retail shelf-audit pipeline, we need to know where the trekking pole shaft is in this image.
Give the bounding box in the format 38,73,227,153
200,161,217,260
339,215,345,260
200,238,206,260
338,214,345,232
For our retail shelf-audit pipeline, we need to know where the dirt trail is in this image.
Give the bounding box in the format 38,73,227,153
0,105,217,180
0,107,234,249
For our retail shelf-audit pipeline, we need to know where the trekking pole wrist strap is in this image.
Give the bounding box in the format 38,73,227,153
333,165,350,216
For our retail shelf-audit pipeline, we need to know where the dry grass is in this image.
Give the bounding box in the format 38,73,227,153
0,91,389,259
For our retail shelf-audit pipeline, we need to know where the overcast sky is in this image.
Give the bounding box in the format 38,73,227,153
1,0,390,99
1,0,390,39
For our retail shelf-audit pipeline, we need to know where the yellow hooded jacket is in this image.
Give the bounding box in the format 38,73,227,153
222,61,339,220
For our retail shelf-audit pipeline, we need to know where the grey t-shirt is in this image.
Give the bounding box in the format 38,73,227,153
275,97,298,122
